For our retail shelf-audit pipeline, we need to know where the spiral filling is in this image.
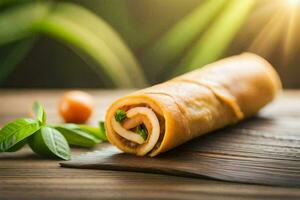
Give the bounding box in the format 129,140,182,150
111,107,161,156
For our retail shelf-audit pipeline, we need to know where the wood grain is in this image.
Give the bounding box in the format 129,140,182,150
61,115,300,186
1,90,300,200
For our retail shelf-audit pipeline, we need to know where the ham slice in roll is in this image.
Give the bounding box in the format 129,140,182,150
105,53,282,157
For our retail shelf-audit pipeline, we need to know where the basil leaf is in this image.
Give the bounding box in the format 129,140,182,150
33,101,46,125
54,125,100,147
28,127,71,160
6,139,27,152
0,118,40,152
79,123,107,141
78,125,100,136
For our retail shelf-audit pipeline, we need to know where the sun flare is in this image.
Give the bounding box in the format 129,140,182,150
287,0,300,7
248,0,300,64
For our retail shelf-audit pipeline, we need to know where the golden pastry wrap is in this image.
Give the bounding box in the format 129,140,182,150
105,53,282,157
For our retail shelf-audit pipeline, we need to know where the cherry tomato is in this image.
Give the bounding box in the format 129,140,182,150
59,90,94,123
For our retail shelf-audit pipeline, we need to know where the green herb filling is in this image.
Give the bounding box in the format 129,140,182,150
136,125,148,140
115,109,127,122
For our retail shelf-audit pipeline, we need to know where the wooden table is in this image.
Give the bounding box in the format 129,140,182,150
0,89,300,200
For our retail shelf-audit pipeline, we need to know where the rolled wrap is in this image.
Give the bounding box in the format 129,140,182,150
105,53,282,157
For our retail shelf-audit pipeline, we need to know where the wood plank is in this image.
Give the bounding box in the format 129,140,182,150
61,90,300,186
1,90,300,200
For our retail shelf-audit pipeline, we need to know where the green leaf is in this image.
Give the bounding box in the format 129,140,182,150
32,101,46,125
143,0,227,80
0,2,48,84
0,38,36,85
28,126,71,160
79,123,107,141
0,118,40,152
51,123,107,142
6,139,27,152
136,125,148,141
82,0,145,50
35,2,146,88
54,125,100,147
0,0,33,9
174,0,255,75
0,2,50,45
50,2,147,87
0,2,147,88
115,109,126,122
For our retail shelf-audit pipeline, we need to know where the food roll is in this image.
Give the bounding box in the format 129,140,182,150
105,53,282,157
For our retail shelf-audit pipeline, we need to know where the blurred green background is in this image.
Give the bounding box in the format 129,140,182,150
0,0,299,88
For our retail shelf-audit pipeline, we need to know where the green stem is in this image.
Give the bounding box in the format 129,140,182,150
174,0,255,76
143,0,227,80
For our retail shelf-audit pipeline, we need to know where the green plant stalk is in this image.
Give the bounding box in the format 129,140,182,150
0,2,145,88
83,0,145,50
0,2,49,45
52,3,147,87
143,0,227,80
0,2,48,85
35,11,136,88
0,38,36,85
174,0,255,75
0,0,33,8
